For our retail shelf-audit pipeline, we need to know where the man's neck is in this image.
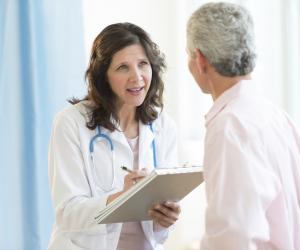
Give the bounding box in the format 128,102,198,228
208,68,251,101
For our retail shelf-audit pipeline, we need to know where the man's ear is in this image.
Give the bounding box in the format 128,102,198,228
195,49,207,74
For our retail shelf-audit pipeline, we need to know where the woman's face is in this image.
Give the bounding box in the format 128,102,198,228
107,44,152,109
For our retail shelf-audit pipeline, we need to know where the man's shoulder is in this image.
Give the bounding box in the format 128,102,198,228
208,95,279,139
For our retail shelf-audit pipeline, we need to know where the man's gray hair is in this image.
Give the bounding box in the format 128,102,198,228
187,2,256,77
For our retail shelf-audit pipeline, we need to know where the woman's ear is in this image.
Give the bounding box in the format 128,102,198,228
195,49,207,74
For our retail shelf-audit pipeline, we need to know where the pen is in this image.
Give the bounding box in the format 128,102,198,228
121,165,133,173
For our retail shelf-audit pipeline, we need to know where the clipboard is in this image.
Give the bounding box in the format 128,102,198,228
95,166,203,224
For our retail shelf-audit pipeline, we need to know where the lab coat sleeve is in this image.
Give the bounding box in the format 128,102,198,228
201,117,280,250
153,221,172,244
49,111,107,233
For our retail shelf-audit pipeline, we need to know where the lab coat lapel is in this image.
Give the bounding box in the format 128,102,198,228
139,122,157,248
139,121,156,170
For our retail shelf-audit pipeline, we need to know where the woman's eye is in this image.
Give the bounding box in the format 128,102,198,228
117,65,128,71
139,61,149,66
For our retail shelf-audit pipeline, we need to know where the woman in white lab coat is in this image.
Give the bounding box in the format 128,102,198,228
48,23,180,250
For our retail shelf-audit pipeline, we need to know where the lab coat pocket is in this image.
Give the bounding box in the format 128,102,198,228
67,238,87,250
67,230,109,250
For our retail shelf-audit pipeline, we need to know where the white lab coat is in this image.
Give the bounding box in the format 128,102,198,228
48,101,178,250
201,81,300,250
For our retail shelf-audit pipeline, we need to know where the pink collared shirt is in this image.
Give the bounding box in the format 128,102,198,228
201,81,300,250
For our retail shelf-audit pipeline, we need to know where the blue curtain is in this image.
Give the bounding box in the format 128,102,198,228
0,0,86,249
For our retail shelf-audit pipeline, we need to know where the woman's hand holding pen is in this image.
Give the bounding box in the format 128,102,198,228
148,201,181,228
106,167,147,205
122,167,147,192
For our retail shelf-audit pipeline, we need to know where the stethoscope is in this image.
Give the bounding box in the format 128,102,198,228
89,123,157,192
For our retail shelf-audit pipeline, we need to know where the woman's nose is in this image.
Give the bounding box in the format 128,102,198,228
129,67,142,82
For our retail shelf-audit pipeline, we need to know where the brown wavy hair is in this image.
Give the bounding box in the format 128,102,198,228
71,22,166,131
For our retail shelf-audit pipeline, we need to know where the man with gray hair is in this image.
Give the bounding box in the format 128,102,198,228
186,2,300,250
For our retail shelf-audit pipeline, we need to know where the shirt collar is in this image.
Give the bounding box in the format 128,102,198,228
205,80,256,127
